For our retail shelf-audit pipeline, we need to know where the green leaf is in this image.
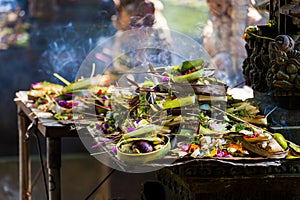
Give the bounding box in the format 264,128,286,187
179,58,204,73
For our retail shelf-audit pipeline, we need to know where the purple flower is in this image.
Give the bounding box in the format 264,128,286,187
127,127,136,133
101,96,108,100
103,123,110,129
130,113,135,119
112,146,117,154
135,118,141,124
58,100,67,107
95,123,101,130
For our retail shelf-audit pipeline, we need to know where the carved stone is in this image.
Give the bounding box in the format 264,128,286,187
242,0,300,111
157,159,300,199
267,35,300,98
242,25,277,92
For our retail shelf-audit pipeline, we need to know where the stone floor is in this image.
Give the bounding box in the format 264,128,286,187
0,151,159,200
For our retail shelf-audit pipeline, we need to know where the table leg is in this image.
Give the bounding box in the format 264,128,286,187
18,107,31,200
47,137,61,200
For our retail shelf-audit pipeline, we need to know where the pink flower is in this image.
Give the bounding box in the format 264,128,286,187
180,144,190,152
216,149,233,158
162,76,170,82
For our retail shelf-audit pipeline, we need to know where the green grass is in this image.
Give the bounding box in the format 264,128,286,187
161,0,209,36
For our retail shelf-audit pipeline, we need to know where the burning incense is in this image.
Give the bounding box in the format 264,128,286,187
53,73,71,85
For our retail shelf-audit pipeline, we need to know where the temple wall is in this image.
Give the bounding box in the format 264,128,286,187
203,0,268,87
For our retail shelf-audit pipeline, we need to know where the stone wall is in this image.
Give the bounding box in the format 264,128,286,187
203,0,268,87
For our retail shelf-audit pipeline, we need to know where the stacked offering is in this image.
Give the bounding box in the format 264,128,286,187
27,59,300,165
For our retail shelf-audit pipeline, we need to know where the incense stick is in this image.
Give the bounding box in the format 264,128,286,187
90,63,95,78
53,73,71,85
265,106,278,118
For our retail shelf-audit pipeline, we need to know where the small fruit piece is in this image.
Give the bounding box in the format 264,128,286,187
132,141,153,153
273,133,288,150
288,141,300,154
162,95,196,109
172,69,204,83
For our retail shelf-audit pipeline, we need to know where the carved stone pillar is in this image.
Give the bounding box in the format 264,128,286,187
242,0,300,129
203,0,266,87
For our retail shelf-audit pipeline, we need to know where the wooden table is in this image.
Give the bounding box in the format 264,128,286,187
15,91,78,200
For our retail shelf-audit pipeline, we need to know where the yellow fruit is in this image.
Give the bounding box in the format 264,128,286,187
273,133,288,150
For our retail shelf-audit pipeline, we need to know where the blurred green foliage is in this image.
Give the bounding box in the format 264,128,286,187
161,0,209,36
